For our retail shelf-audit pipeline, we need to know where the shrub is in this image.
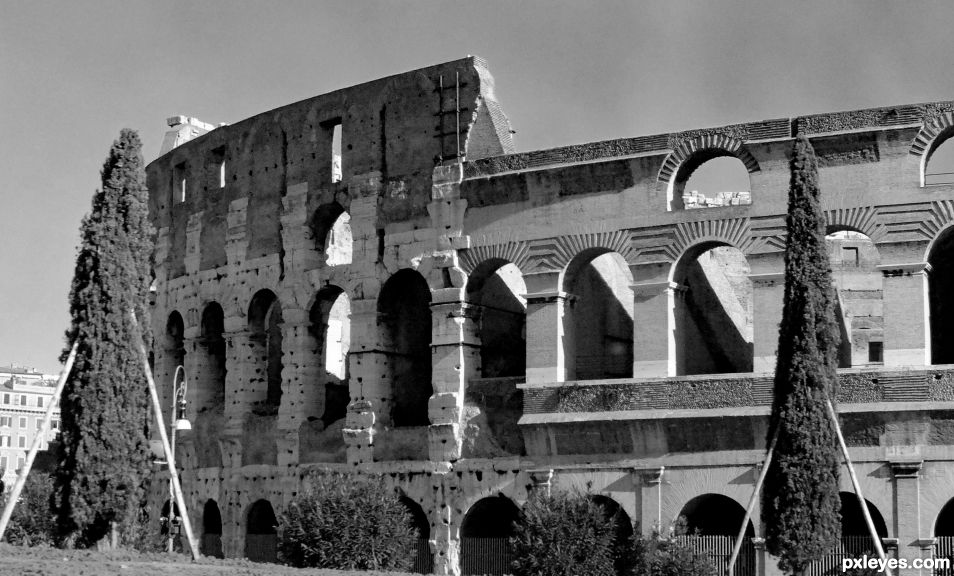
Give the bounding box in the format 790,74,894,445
1,472,56,546
278,472,418,570
509,489,616,576
629,531,718,576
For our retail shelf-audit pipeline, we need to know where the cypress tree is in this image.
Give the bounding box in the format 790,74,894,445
762,134,842,575
54,129,155,546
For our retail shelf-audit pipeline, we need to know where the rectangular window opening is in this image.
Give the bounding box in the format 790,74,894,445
173,162,187,203
326,119,343,184
843,246,860,267
868,341,884,363
212,146,226,189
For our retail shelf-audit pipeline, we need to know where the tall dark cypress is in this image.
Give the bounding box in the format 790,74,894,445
762,134,842,575
54,129,155,545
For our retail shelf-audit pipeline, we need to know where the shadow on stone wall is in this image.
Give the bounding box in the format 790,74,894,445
192,405,224,468
298,418,347,463
243,413,278,466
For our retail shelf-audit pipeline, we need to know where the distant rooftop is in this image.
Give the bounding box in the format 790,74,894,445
0,364,44,376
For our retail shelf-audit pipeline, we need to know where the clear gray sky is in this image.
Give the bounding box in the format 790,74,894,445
2,1,954,373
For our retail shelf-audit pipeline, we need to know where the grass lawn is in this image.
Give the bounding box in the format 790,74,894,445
0,544,420,576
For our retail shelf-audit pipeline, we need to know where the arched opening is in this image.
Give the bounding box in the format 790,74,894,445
673,243,753,375
826,230,882,367
934,498,954,567
678,493,755,576
201,499,224,558
166,312,185,370
378,269,432,427
400,496,433,574
930,227,954,364
925,132,954,186
839,492,887,540
248,290,283,410
298,286,350,464
246,499,278,563
591,495,634,574
197,303,226,411
460,495,520,576
311,286,351,382
165,312,185,412
675,153,752,210
466,260,527,379
563,250,634,380
309,202,352,265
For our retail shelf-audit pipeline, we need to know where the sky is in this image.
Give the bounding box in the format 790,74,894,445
3,0,954,373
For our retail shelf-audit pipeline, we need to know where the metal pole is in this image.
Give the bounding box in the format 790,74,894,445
0,342,77,540
166,367,181,553
826,397,891,576
727,426,778,576
129,311,200,560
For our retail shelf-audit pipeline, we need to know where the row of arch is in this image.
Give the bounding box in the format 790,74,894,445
220,491,954,573
164,221,954,439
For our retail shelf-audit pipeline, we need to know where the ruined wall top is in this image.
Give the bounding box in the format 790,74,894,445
146,55,514,230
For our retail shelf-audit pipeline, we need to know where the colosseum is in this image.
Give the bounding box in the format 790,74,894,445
146,56,954,575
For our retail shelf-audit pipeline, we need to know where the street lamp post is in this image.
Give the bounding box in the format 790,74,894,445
166,365,192,553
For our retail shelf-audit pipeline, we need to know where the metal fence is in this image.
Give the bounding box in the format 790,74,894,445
676,535,756,576
806,535,882,576
936,536,954,576
201,533,223,559
245,533,278,563
461,537,514,576
410,538,434,574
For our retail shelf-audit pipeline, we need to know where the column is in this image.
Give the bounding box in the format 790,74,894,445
524,271,569,384
631,280,676,378
276,307,309,467
880,263,931,367
891,456,925,575
750,272,785,374
428,288,480,462
343,299,387,464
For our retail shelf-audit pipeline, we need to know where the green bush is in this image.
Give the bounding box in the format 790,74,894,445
1,472,56,546
509,489,617,576
278,472,418,571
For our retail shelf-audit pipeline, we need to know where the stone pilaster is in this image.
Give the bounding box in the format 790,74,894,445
428,288,480,462
185,211,203,275
632,280,678,378
280,182,320,274
344,299,388,464
890,454,924,575
524,271,570,383
276,307,308,467
226,198,248,272
529,469,554,496
879,262,931,367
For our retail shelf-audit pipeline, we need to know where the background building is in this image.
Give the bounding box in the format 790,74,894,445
0,365,59,489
